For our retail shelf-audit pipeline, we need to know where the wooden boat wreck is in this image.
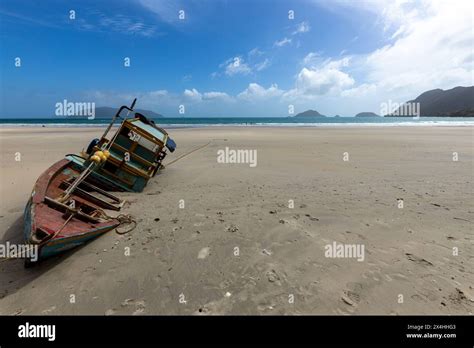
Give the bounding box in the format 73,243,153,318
23,99,176,266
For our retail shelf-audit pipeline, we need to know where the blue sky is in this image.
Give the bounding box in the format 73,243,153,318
0,0,472,117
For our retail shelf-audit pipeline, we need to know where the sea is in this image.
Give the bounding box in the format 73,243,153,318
0,116,473,128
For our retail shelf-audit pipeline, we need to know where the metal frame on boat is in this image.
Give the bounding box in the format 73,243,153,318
81,100,176,192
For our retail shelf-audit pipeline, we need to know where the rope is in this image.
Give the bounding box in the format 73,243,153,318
164,141,211,167
115,214,137,234
95,209,136,235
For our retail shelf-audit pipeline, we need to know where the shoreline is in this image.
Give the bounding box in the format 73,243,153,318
1,121,474,129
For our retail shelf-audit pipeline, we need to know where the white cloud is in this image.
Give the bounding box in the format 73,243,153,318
98,17,157,37
324,57,351,70
221,57,252,76
183,88,202,101
238,83,284,101
302,54,351,70
341,83,377,97
216,55,270,77
292,21,310,35
139,0,178,20
255,58,271,71
274,37,292,47
296,67,354,96
66,10,160,37
313,0,420,32
203,91,233,102
139,90,172,107
286,57,355,99
313,0,474,99
147,90,168,97
248,47,264,57
273,21,309,50
138,0,196,26
361,0,473,96
183,89,233,102
302,52,321,66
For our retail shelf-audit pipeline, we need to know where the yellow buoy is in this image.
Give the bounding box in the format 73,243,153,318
90,155,101,164
99,154,107,162
103,150,110,158
94,150,104,157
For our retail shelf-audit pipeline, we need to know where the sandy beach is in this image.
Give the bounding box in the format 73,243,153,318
0,126,473,315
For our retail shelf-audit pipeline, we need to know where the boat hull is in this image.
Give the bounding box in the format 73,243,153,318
23,158,121,263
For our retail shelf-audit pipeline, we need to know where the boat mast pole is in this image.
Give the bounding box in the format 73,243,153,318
60,162,95,201
61,99,137,202
101,98,137,146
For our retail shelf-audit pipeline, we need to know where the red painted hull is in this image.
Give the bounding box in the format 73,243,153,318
24,158,120,262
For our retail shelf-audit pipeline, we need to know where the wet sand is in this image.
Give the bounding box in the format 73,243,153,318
0,126,473,315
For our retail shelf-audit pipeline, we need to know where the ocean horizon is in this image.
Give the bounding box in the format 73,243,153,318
1,116,473,127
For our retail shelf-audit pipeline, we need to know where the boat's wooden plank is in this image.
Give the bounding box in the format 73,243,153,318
43,196,102,223
61,181,123,211
34,203,119,239
107,142,155,168
79,180,123,203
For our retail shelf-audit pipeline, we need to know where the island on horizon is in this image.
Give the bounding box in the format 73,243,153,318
385,86,474,117
292,109,326,117
355,112,380,117
291,86,474,119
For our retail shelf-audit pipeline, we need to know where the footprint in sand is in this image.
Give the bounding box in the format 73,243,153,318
411,294,428,303
405,253,433,266
41,306,56,314
266,269,283,286
227,225,239,233
342,282,363,306
121,298,147,315
132,302,146,315
448,288,473,307
305,214,319,221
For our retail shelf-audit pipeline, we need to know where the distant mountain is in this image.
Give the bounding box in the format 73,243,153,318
293,109,326,117
387,86,474,117
334,115,341,117
94,106,163,119
355,112,380,117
